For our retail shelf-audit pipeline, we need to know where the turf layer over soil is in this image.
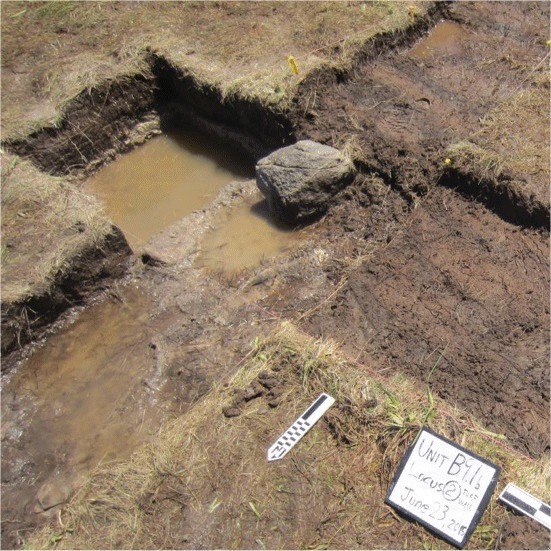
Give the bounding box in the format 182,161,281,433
1,2,549,549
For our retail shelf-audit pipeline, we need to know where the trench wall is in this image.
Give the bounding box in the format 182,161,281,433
2,8,548,362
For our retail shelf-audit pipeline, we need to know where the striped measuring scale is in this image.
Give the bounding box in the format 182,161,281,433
499,483,551,530
267,393,335,461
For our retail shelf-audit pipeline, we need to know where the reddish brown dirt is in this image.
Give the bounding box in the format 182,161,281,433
499,515,551,550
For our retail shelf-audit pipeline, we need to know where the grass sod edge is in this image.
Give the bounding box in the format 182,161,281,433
1,3,548,548
0,150,132,359
3,74,548,362
440,86,550,229
0,2,426,142
2,3,446,175
4,0,547,321
26,322,550,550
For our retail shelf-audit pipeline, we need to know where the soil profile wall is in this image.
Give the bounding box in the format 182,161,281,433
1,53,297,365
5,52,296,177
1,227,132,364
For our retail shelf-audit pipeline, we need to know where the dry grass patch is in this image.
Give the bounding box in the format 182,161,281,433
27,322,549,550
1,1,423,139
445,84,550,213
1,150,112,303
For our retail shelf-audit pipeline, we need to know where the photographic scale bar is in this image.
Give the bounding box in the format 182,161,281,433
267,393,335,461
499,483,551,530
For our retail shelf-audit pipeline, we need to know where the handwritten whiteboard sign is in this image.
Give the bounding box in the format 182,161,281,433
385,427,500,548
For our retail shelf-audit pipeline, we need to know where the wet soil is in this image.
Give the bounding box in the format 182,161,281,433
86,127,254,248
0,180,303,549
0,227,132,358
1,3,549,549
294,1,550,223
295,184,550,459
1,287,163,535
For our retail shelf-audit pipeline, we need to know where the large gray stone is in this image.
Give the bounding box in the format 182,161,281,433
256,140,356,225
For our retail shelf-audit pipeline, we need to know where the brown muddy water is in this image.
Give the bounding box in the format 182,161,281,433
86,128,254,248
87,127,311,271
2,130,311,539
408,20,468,59
196,194,310,272
1,285,169,533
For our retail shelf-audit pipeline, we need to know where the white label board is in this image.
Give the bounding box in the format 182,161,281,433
385,427,500,548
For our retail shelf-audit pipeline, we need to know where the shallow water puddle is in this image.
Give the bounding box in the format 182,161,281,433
2,132,310,524
408,20,468,59
86,129,253,248
87,128,311,273
196,193,311,273
1,286,163,508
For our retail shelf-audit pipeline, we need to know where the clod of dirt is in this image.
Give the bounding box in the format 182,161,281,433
242,268,277,290
222,405,242,418
234,380,265,404
141,250,171,267
226,371,286,415
256,140,356,225
324,410,355,446
267,397,283,408
257,371,280,389
35,478,72,513
363,398,378,409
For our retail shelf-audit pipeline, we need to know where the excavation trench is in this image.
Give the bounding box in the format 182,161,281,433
3,29,549,360
1,56,317,549
1,51,299,361
4,51,296,177
1,7,549,548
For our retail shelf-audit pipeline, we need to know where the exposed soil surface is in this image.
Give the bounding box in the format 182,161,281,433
294,1,550,221
295,185,550,459
1,2,549,550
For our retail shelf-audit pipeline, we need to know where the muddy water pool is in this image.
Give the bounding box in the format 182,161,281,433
1,287,165,515
87,127,312,271
196,194,311,273
408,20,469,59
2,130,312,539
86,129,254,248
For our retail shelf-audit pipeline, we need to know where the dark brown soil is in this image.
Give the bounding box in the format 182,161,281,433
278,1,551,461
292,183,550,459
499,514,551,550
294,1,550,225
1,227,132,360
1,2,549,549
5,75,157,175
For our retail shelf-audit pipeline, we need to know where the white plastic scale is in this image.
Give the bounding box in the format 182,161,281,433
499,483,551,530
267,393,335,461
